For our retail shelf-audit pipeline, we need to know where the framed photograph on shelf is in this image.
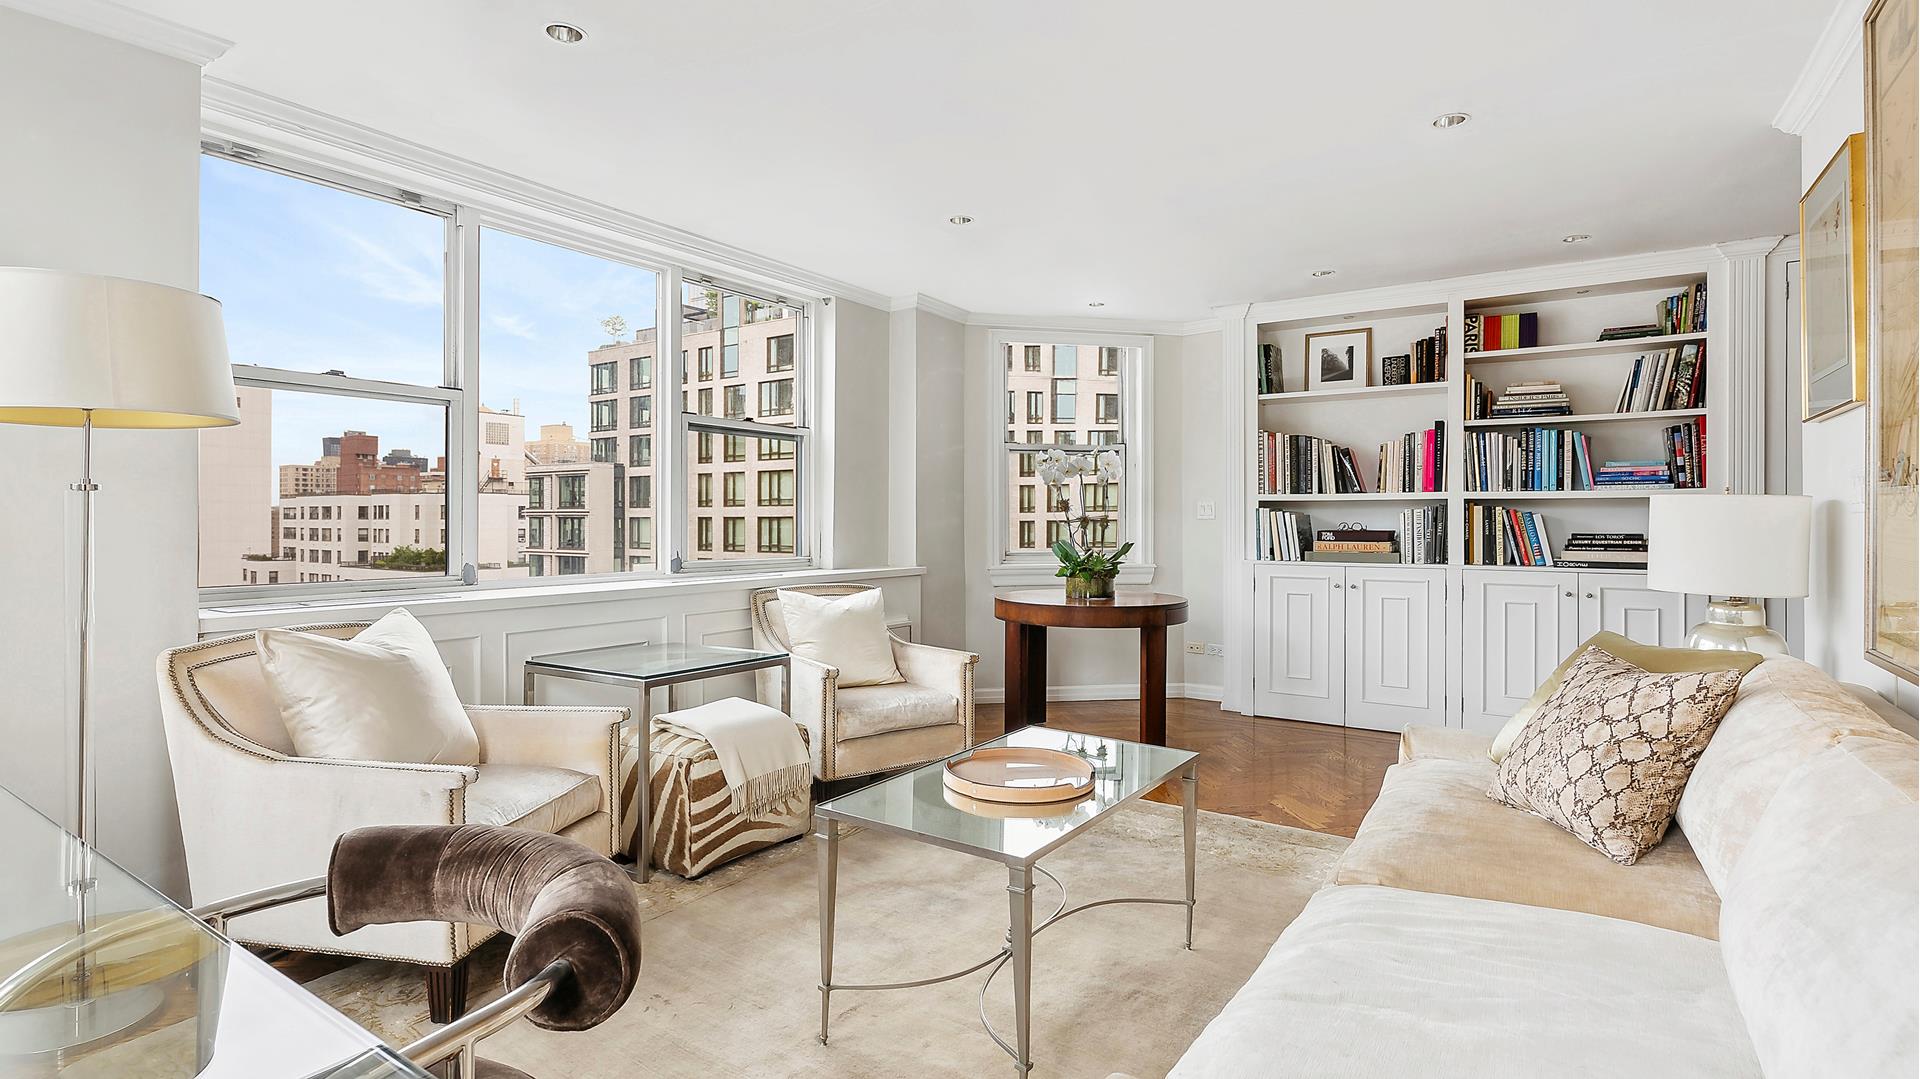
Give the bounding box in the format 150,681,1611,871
1304,328,1371,392
1864,0,1918,681
1799,132,1869,421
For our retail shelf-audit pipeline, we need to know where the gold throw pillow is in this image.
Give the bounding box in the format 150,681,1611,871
1488,645,1746,866
1489,632,1762,762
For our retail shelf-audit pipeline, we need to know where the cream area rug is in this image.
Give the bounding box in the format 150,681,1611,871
305,802,1348,1079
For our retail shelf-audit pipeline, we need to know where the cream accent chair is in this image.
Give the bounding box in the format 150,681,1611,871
156,623,628,1022
749,585,977,781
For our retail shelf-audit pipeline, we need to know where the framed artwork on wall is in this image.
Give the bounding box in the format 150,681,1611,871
1800,133,1869,421
1864,0,1919,681
1303,328,1371,392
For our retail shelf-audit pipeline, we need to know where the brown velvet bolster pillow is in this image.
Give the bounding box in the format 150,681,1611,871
328,824,642,1030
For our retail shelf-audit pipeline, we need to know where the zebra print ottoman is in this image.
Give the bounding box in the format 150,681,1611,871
620,719,812,879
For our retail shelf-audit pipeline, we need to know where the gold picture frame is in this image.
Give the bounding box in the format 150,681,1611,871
1800,133,1870,421
1302,327,1372,392
1864,0,1919,681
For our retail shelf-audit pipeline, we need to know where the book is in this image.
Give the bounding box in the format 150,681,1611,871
1597,324,1663,341
1316,528,1395,542
1307,550,1400,564
1464,312,1539,351
1314,541,1395,554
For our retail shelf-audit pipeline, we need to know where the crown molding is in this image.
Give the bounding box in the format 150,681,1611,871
963,310,1203,336
1714,235,1787,260
887,293,972,324
1,0,231,65
1773,0,1869,136
200,78,893,311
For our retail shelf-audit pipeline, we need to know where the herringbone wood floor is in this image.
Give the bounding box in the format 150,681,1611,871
979,699,1399,838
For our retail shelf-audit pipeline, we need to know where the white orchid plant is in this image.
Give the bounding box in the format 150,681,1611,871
1036,448,1133,579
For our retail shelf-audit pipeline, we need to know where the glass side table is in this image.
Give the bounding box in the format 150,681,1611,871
523,642,792,882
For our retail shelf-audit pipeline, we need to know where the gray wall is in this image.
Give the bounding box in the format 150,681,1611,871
0,8,205,898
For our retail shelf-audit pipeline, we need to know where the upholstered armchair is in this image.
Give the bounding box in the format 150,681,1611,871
156,623,629,1021
748,585,977,781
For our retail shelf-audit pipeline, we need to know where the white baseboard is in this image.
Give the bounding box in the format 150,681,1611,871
976,682,1222,705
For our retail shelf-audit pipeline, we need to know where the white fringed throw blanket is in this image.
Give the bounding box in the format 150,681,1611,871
657,697,810,819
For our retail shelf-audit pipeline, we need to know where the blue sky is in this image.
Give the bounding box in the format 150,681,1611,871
201,156,658,484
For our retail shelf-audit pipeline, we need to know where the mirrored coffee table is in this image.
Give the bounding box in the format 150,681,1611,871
524,642,791,883
812,726,1199,1077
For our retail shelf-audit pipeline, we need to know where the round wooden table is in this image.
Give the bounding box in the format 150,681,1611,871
994,589,1190,745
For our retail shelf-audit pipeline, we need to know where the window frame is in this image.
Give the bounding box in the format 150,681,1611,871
197,142,822,605
984,328,1154,586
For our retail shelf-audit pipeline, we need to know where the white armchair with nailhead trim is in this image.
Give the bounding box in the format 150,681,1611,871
749,585,978,781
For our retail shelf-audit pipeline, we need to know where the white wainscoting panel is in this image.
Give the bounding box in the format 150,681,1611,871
1344,567,1447,731
1464,570,1578,733
1251,565,1344,725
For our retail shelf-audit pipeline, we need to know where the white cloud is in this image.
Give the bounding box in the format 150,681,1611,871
488,312,538,340
333,227,442,306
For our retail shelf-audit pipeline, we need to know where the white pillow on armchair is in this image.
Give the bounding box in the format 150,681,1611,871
255,608,480,765
776,588,904,686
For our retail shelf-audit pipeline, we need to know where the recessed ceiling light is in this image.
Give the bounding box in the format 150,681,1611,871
545,22,585,44
1431,112,1471,129
1562,233,1592,244
949,215,974,225
1310,269,1336,278
1087,301,1106,308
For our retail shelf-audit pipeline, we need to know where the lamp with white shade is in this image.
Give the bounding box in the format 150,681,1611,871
0,267,235,1047
1647,493,1813,655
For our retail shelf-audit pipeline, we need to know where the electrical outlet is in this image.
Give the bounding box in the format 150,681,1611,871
1196,500,1216,520
1184,641,1207,655
1204,644,1225,657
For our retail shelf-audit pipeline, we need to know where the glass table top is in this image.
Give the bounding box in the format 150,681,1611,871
816,726,1198,867
524,642,787,681
0,785,428,1077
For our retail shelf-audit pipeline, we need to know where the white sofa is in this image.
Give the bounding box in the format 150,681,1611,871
1167,657,1919,1077
156,623,630,1020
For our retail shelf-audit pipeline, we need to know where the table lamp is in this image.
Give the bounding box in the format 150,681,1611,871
1647,493,1812,654
0,267,236,1046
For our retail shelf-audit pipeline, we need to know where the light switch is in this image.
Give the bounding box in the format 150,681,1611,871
1196,500,1216,520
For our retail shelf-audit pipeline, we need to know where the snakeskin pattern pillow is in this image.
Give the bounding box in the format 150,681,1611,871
1489,645,1747,865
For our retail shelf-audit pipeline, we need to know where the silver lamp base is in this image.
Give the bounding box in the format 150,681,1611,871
1685,597,1787,655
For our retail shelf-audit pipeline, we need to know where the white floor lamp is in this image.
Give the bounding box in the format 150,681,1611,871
0,267,236,1044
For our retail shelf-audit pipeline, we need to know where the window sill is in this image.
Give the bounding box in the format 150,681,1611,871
986,562,1157,588
200,564,926,633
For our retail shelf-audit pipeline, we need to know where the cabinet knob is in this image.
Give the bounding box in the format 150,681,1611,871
1349,583,1358,589
1585,592,1595,599
1564,590,1573,598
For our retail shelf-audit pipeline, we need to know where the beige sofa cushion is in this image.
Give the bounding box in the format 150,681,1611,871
1675,656,1911,892
835,682,958,740
467,764,602,835
1168,885,1759,1079
1334,758,1720,938
1718,735,1918,1078
1396,724,1494,764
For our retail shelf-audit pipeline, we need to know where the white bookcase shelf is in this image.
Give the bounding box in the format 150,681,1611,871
1257,492,1446,503
1463,488,1711,501
1463,330,1708,364
1463,408,1706,429
1258,382,1446,405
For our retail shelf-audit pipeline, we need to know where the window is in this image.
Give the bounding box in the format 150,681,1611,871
757,517,795,554
758,379,794,417
682,283,807,564
556,516,585,550
757,469,795,507
200,149,815,595
767,334,794,372
628,516,652,549
993,334,1146,572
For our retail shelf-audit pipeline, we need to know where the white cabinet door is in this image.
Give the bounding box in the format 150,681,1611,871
1576,573,1687,647
1342,566,1448,731
1463,570,1579,734
1251,564,1345,726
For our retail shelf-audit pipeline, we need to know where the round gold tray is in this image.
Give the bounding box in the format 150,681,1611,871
942,746,1094,804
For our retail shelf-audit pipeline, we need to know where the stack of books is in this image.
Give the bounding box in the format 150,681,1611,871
1254,507,1313,561
1466,426,1595,492
1257,343,1283,394
1307,527,1398,564
1381,324,1449,385
1488,379,1572,418
1657,284,1707,335
1256,432,1366,494
1399,504,1446,565
1663,417,1707,488
1615,343,1705,412
1592,459,1673,489
1558,532,1648,570
1466,504,1556,566
1376,422,1446,493
1597,324,1664,341
1463,312,1539,352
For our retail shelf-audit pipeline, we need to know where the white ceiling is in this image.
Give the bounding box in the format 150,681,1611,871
101,0,1826,320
